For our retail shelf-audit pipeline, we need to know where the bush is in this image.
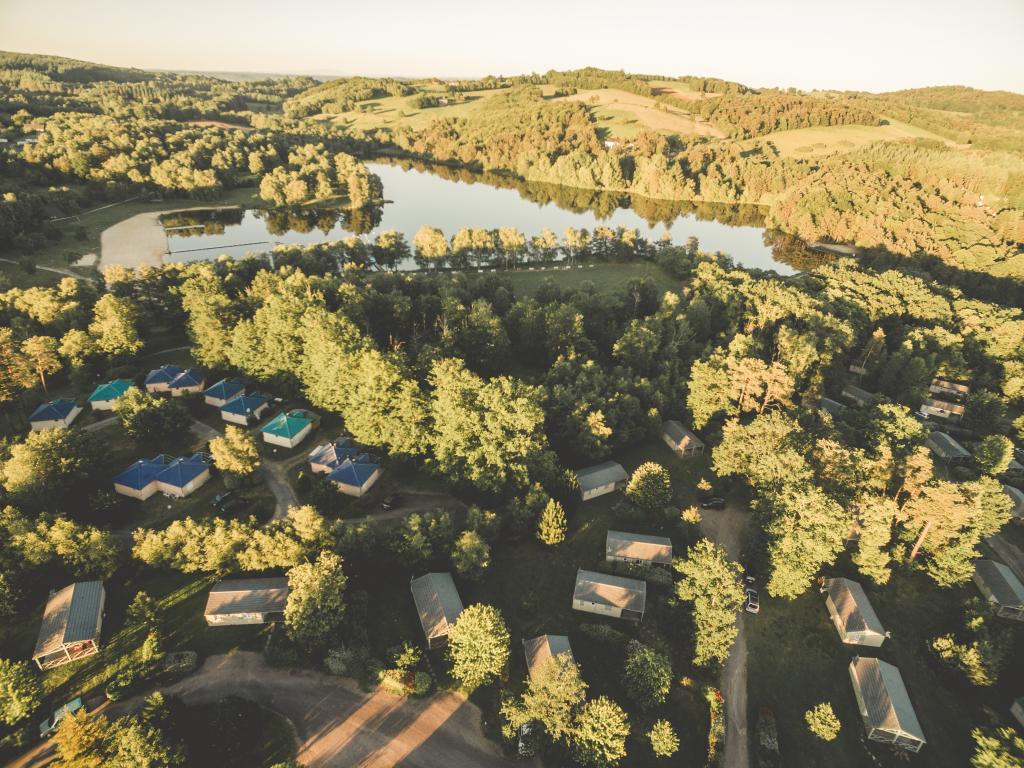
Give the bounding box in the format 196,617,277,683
805,702,841,741
412,670,433,696
105,669,138,702
622,640,673,709
648,719,679,758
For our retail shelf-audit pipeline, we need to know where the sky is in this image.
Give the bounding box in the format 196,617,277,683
1,0,1022,93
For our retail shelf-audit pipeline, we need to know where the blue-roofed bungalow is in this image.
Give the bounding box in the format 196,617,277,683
156,453,212,498
144,364,183,393
203,378,245,408
29,398,82,431
87,379,135,411
113,455,173,500
167,368,206,396
220,392,271,425
308,437,359,473
328,457,383,497
261,410,315,448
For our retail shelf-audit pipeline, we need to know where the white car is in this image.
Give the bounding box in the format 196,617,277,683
745,588,760,614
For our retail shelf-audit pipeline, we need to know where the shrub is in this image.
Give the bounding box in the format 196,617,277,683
805,702,841,741
622,640,673,709
648,719,679,758
537,498,566,545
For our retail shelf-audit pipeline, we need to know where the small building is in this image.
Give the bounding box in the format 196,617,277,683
929,379,969,398
848,656,925,753
328,457,383,497
925,431,971,464
606,530,673,566
113,455,173,500
576,461,629,501
819,397,847,416
661,420,704,458
523,635,574,681
166,368,206,396
32,581,105,670
87,379,134,411
841,384,877,408
1005,458,1024,481
144,364,183,393
821,577,887,647
204,577,289,626
919,398,965,422
220,392,271,425
308,437,359,473
1012,697,1024,729
973,560,1024,621
203,378,245,407
410,572,463,649
29,398,83,431
572,569,646,621
261,410,314,448
155,453,212,498
1004,485,1024,521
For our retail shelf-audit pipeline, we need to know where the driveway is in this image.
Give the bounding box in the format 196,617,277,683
699,496,751,768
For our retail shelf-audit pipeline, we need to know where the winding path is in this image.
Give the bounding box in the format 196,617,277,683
0,257,98,283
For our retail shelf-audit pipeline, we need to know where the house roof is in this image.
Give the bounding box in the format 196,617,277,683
157,453,210,488
144,364,182,386
328,458,380,487
523,635,574,679
261,410,313,438
308,437,358,469
1005,485,1024,519
922,398,965,416
411,573,463,640
606,530,673,565
576,461,628,492
203,378,244,400
974,560,1024,608
29,398,77,422
841,384,876,406
168,368,205,389
88,379,133,402
823,577,886,639
849,657,925,743
819,397,847,415
220,392,271,416
930,378,969,395
33,581,104,659
113,455,172,490
204,577,289,616
573,569,646,612
925,431,970,460
661,420,704,450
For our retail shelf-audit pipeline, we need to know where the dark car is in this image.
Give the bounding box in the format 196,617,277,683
212,490,234,509
700,497,726,510
381,494,401,511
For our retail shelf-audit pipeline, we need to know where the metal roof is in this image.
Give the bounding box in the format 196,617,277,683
841,384,877,406
925,431,970,460
922,398,965,416
849,656,925,744
573,569,646,612
328,458,380,487
29,398,77,422
308,437,358,470
661,420,704,450
88,379,133,402
204,577,289,616
819,397,847,415
33,581,104,659
930,379,969,395
823,578,886,639
410,573,463,640
523,635,574,680
157,454,210,488
1004,485,1024,519
261,411,313,438
974,560,1024,608
144,364,182,385
576,461,628,492
113,455,172,490
203,378,244,400
220,392,271,415
606,530,673,565
168,369,205,389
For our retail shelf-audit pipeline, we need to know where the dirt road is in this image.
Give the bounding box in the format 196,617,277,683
699,497,751,768
0,257,97,283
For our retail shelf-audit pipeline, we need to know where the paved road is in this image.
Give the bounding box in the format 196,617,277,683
987,533,1024,582
699,496,752,768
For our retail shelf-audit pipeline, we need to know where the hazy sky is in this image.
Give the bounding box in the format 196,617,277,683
1,0,1022,93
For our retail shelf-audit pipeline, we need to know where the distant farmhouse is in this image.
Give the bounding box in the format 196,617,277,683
849,656,926,752
925,431,971,464
261,410,316,448
523,635,574,681
32,581,105,670
203,378,245,407
660,420,704,458
411,573,463,649
113,453,212,500
29,398,82,431
220,392,272,425
605,530,673,567
87,379,134,410
145,364,205,395
973,560,1024,621
204,577,289,626
572,569,646,621
821,577,887,647
576,461,628,501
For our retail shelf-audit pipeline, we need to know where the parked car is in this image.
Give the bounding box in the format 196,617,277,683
381,494,401,512
700,497,726,510
39,697,85,739
745,588,760,614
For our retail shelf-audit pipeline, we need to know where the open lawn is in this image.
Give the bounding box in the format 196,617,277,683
747,119,958,158
557,89,724,139
325,88,508,133
497,262,679,297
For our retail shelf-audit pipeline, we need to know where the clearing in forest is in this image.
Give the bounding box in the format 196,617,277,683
556,88,725,139
747,119,960,157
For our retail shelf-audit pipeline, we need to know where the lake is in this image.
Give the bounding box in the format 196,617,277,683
164,160,796,274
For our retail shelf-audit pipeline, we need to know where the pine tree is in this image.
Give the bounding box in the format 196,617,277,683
537,499,567,545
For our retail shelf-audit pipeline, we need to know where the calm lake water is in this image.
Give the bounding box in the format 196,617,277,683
164,160,795,274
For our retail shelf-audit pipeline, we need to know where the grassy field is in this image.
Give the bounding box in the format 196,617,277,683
747,119,957,158
557,89,724,140
496,261,679,297
324,87,508,133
